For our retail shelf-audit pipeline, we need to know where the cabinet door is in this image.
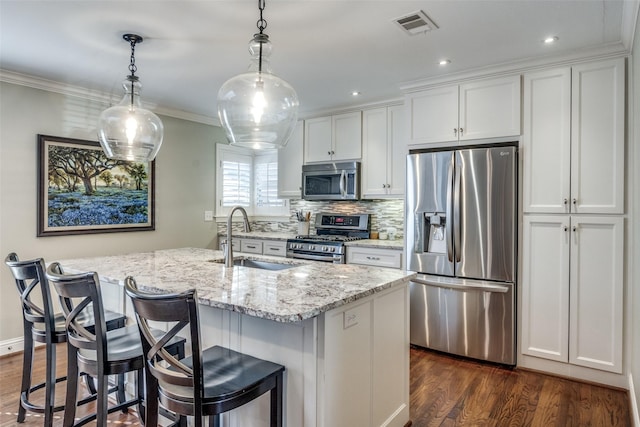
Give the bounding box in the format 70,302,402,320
387,104,406,196
407,85,458,144
459,75,521,141
323,301,372,427
522,68,571,213
277,120,303,198
362,107,388,197
346,247,402,269
571,58,625,214
332,111,362,161
304,116,332,163
569,216,623,373
521,215,570,362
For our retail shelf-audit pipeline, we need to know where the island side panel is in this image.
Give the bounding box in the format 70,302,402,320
318,281,410,427
198,306,318,427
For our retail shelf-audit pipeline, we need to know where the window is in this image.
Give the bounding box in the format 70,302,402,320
216,144,288,218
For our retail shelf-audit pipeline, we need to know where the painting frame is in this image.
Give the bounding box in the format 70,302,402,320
37,134,155,237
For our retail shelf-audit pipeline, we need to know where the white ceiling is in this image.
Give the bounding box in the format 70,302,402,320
1,0,638,122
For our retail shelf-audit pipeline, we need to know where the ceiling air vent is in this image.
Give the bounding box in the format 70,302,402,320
393,10,438,36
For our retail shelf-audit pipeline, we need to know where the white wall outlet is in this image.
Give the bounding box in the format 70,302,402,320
204,211,214,222
343,310,358,329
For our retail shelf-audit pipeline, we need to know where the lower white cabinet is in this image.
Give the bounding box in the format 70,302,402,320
219,238,286,257
263,240,287,257
521,215,623,373
346,246,402,269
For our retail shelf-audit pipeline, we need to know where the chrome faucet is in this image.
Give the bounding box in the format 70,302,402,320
224,206,251,267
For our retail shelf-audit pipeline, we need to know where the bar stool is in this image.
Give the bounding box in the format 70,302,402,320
46,262,186,427
4,253,127,426
124,276,285,427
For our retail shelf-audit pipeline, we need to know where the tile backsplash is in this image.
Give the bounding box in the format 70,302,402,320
220,199,405,239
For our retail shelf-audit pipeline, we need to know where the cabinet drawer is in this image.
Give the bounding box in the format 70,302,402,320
263,241,287,257
219,239,240,251
240,239,263,254
346,248,402,269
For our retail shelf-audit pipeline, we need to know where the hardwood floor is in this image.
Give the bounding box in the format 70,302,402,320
0,344,631,426
410,346,630,427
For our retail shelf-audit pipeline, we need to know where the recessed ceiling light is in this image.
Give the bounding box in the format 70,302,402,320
439,59,451,66
351,91,361,96
544,36,559,44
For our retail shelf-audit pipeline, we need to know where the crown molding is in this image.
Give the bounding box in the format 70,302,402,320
0,69,220,126
400,44,630,93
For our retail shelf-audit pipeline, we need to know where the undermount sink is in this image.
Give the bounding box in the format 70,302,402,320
210,257,300,271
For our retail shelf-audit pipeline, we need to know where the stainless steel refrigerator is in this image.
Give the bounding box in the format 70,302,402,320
406,144,517,365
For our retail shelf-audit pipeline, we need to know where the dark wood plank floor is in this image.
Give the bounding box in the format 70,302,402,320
0,344,630,426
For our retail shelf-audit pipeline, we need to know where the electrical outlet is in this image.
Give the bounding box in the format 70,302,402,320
343,310,358,329
204,211,214,222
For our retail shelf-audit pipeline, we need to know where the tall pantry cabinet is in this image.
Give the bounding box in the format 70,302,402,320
520,58,625,375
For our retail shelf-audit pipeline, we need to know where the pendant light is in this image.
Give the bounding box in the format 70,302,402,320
217,0,299,150
97,34,164,162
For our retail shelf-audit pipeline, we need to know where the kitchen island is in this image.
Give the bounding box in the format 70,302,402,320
57,247,416,427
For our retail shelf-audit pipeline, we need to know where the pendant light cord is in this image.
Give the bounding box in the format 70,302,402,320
256,0,267,73
128,37,139,106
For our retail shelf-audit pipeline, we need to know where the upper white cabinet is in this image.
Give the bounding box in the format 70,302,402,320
361,105,406,198
304,111,362,163
521,215,624,373
407,75,521,145
522,58,625,214
277,120,303,198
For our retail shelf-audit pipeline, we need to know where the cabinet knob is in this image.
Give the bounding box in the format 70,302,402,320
572,198,577,205
459,127,464,135
453,128,458,135
331,150,335,155
563,198,568,205
563,226,568,232
327,151,331,155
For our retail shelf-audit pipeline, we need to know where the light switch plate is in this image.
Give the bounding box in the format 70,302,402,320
204,211,214,221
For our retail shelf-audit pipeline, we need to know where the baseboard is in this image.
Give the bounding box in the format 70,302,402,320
631,373,640,427
0,337,24,357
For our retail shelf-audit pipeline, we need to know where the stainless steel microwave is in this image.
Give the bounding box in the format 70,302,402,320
302,161,360,201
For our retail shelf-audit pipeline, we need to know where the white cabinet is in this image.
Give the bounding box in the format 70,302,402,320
346,246,402,269
278,120,304,198
521,215,624,373
304,112,362,163
321,284,409,427
362,105,406,198
522,58,625,214
240,239,263,254
262,240,287,257
407,75,521,145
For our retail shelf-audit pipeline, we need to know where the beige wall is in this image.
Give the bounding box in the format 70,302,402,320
0,81,226,345
632,5,640,419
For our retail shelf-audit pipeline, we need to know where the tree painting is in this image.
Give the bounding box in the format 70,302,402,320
38,135,154,235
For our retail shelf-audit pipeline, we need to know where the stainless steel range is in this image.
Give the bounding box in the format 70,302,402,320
286,213,370,263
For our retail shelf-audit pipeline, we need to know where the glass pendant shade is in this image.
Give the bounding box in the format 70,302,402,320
218,34,299,150
98,77,164,162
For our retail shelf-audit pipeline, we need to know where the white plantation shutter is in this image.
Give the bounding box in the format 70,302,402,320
216,144,287,217
254,152,285,214
222,156,251,207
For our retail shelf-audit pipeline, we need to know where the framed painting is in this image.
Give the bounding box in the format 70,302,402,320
37,134,155,236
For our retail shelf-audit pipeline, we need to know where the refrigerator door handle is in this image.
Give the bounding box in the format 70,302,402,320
446,154,454,262
413,276,510,294
453,157,462,262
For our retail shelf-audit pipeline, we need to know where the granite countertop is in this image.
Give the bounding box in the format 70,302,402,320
219,231,404,250
57,247,416,323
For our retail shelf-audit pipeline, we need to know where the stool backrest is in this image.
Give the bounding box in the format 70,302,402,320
4,253,56,335
45,262,108,362
124,277,204,408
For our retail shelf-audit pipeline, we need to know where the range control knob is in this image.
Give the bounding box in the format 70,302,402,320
330,247,336,253
309,245,316,251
